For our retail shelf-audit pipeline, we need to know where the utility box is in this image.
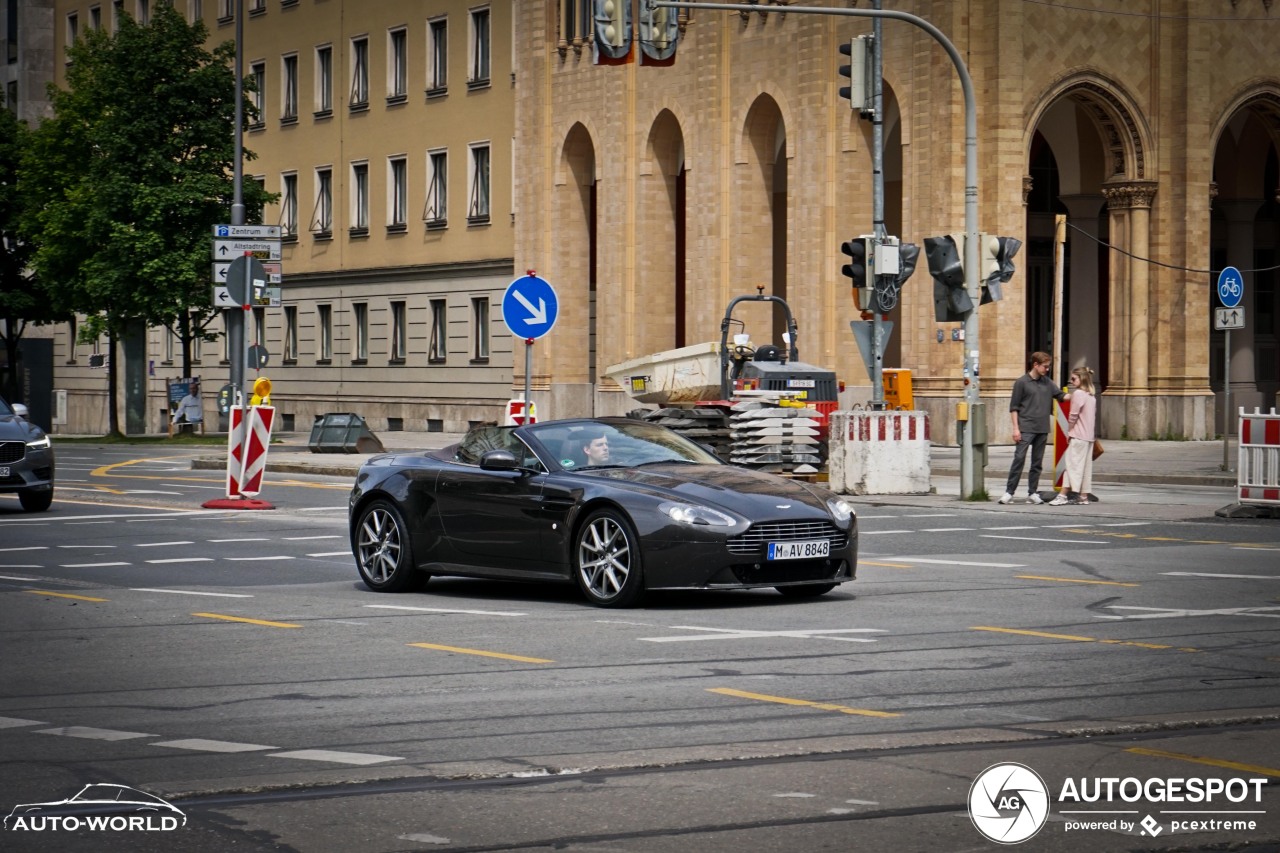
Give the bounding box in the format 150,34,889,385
308,413,385,454
882,369,914,410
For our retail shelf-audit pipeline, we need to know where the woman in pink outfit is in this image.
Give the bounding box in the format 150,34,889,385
1050,367,1097,506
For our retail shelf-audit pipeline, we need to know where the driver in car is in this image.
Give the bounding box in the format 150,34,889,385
580,430,611,466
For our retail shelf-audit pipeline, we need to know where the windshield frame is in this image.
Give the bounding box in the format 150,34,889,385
517,418,723,472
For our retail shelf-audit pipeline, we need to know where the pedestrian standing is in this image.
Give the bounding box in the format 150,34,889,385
999,352,1066,505
1050,366,1097,505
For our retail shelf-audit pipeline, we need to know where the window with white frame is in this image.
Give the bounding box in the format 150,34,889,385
349,36,369,108
388,28,407,101
221,313,230,362
352,303,368,361
315,44,332,114
281,54,298,120
390,301,407,361
217,0,232,21
469,7,490,87
427,17,447,93
185,0,199,25
467,143,490,224
471,297,489,361
136,0,149,25
279,173,298,237
428,299,447,362
249,62,265,126
317,304,332,361
164,325,174,364
311,167,332,236
66,12,78,50
284,306,297,362
249,0,264,13
424,149,447,228
191,312,203,362
89,5,101,29
351,162,369,232
388,157,407,230
112,0,123,32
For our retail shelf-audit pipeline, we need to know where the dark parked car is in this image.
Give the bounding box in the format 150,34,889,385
0,396,54,513
348,417,857,607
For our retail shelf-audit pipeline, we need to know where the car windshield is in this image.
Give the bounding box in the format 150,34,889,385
0,396,13,416
523,420,722,470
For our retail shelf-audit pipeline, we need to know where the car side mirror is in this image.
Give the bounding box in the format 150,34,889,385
479,449,520,472
11,403,29,420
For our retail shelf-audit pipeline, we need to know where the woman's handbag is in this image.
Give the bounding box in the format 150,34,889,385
1092,439,1105,461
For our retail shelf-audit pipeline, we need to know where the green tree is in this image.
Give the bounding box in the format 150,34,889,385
20,4,272,433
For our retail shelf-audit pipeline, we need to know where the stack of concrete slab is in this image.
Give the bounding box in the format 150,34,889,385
640,406,733,459
728,401,823,474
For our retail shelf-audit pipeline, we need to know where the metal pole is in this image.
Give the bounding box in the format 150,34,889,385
1052,215,1066,385
1224,329,1231,471
870,0,885,411
229,0,246,416
524,339,533,423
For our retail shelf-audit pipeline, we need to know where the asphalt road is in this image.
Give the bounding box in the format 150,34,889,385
0,446,1277,852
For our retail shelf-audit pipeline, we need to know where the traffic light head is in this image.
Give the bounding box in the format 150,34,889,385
979,235,1022,304
841,237,869,289
638,4,678,62
924,235,972,322
594,0,632,61
837,36,872,115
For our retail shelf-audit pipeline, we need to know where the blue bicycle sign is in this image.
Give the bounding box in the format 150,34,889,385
1217,266,1243,309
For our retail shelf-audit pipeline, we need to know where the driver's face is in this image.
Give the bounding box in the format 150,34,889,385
583,437,610,464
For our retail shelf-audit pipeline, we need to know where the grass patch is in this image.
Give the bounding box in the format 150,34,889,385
964,488,990,502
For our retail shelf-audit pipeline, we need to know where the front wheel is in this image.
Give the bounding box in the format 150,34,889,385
19,488,53,513
574,509,645,608
775,583,837,599
354,500,427,592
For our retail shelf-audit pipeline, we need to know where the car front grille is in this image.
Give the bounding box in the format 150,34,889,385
726,520,848,555
0,441,24,464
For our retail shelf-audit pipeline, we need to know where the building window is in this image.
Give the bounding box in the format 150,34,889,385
388,28,407,102
424,149,447,228
163,325,174,364
249,62,265,127
281,53,298,121
351,162,369,233
468,143,490,224
428,299,447,362
90,5,102,29
192,313,203,363
185,0,199,25
284,306,297,362
221,313,230,363
311,167,332,236
558,0,592,52
349,37,369,108
469,7,490,88
390,301,407,362
249,0,264,13
353,303,368,361
427,17,447,94
388,157,407,231
472,297,489,361
66,13,78,52
317,304,332,361
112,0,123,32
315,44,332,115
137,0,149,25
279,173,297,238
217,0,232,22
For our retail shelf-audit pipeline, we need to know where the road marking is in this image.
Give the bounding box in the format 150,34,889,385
860,530,911,535
1234,546,1280,551
708,688,899,718
1164,572,1280,580
152,738,278,753
268,750,403,765
920,527,972,533
0,573,41,579
59,562,130,568
640,626,885,643
1094,522,1150,527
225,556,295,561
858,560,914,569
25,590,109,602
886,557,1027,568
1101,605,1280,620
0,546,46,552
209,538,272,543
132,588,253,598
1125,747,1280,778
1016,575,1139,587
971,626,1199,653
146,558,215,564
38,726,156,741
136,541,195,547
365,604,526,617
192,612,301,628
407,642,553,664
57,544,116,549
0,510,228,523
285,535,343,541
903,513,956,518
982,526,1038,531
0,716,45,728
982,534,1110,544
306,551,351,557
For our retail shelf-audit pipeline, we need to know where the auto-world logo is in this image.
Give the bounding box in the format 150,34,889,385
4,784,186,833
968,762,1051,844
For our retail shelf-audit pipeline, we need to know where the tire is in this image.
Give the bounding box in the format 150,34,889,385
18,489,53,513
354,500,427,592
573,508,645,608
775,583,837,599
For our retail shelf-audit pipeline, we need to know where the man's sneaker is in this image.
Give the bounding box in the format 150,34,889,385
1048,494,1069,506
998,492,1014,505
1027,493,1044,505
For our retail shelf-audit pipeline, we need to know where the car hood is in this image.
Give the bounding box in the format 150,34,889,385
580,463,834,514
0,414,43,442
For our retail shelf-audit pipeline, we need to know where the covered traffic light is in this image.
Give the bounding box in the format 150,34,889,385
838,36,873,117
594,0,632,61
841,236,873,310
638,3,678,62
979,234,1022,304
924,234,972,322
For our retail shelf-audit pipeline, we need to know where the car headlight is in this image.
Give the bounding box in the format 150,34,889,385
659,501,737,527
826,497,855,524
25,435,51,450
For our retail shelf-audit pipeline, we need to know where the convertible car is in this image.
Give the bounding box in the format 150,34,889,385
348,417,857,608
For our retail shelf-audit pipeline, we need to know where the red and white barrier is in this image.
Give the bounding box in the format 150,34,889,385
1052,396,1071,489
828,410,931,495
204,405,275,510
504,398,537,426
1238,407,1280,506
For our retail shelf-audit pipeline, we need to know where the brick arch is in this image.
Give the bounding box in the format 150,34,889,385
638,110,687,352
1027,72,1152,182
1211,83,1280,155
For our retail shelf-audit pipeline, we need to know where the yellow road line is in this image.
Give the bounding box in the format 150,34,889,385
92,457,346,490
1125,747,1280,778
407,642,553,664
859,560,914,569
708,687,899,718
192,612,301,628
971,626,1199,653
26,590,109,602
1015,575,1139,587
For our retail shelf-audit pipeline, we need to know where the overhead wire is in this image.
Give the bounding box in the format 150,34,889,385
1063,220,1280,277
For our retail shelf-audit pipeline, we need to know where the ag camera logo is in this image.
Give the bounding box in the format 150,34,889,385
969,762,1050,844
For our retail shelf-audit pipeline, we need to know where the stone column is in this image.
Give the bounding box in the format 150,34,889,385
1101,182,1158,437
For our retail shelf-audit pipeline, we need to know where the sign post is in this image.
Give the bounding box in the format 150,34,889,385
502,272,559,422
1217,266,1244,472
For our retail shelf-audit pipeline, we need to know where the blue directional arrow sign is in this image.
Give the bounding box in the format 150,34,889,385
502,274,559,340
1217,265,1243,309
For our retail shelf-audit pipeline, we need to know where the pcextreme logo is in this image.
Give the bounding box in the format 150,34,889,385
4,783,186,833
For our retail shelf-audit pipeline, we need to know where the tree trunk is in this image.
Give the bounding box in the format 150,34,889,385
106,328,121,436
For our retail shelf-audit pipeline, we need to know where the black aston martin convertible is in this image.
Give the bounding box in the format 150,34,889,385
348,417,857,607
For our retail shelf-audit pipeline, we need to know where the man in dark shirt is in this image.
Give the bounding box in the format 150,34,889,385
999,352,1066,505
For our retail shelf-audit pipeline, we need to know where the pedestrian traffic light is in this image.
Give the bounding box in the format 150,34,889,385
837,36,873,117
925,234,972,322
638,2,678,62
594,0,632,61
979,234,1022,304
841,237,873,310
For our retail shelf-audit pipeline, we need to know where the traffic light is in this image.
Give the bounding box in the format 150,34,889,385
638,2,678,62
978,234,1022,304
841,237,873,311
924,234,972,322
594,0,632,61
893,242,920,307
838,36,873,117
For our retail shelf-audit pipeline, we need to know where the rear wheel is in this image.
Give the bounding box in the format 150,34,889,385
18,488,53,513
354,500,427,592
775,583,837,599
574,509,645,608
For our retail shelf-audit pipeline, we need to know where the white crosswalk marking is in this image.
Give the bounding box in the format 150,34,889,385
269,750,402,765
37,726,155,741
152,739,278,752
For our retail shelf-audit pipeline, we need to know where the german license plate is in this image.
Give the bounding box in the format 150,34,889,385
767,539,829,560
0,466,8,478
